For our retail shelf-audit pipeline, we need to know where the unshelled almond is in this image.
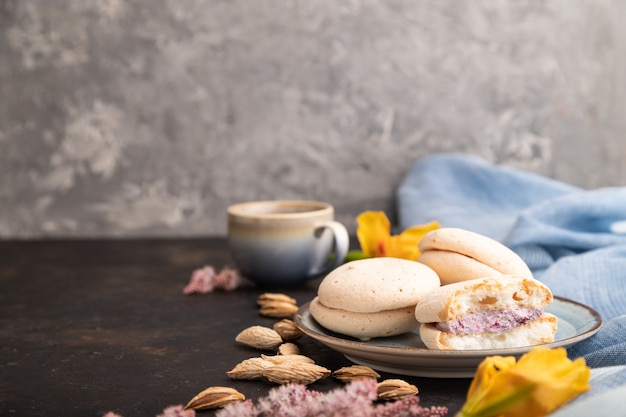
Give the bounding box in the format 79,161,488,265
277,342,300,356
377,379,419,401
184,386,245,410
273,319,304,340
261,354,314,364
226,357,273,380
259,300,299,318
235,325,283,350
263,362,331,385
332,365,381,383
257,292,297,306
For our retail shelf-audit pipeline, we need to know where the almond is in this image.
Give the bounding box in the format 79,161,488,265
273,319,304,340
235,325,283,350
377,379,419,401
259,300,299,318
257,292,297,306
184,386,245,410
263,362,331,385
277,342,300,356
226,357,273,380
332,365,381,382
261,354,314,364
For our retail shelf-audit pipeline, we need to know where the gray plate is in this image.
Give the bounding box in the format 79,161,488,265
294,296,603,378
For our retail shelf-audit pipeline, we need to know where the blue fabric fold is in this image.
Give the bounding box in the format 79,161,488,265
396,153,626,413
397,153,579,242
567,315,626,368
397,153,626,322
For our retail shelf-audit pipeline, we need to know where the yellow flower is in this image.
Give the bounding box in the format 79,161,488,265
457,347,591,417
355,211,439,261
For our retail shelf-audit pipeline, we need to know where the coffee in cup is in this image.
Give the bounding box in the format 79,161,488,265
227,200,349,287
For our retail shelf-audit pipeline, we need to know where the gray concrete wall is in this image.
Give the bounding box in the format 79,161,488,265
1,0,625,238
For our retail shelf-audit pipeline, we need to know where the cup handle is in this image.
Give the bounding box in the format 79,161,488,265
309,220,350,277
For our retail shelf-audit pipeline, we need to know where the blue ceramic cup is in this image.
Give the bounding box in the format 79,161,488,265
227,200,349,287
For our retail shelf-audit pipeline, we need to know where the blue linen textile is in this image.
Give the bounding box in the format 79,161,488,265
396,153,626,414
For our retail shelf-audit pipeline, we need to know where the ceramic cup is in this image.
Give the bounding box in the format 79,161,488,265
227,200,350,287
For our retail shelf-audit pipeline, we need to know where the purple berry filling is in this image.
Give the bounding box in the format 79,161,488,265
436,308,543,334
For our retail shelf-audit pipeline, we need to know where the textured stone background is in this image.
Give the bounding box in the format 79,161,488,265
1,0,625,238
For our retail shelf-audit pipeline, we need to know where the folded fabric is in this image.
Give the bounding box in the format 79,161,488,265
396,153,579,242
507,188,626,271
396,153,626,411
397,153,626,321
567,314,626,368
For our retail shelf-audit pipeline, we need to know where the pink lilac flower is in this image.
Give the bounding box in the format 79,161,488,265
156,405,195,417
182,266,242,294
256,383,325,417
102,405,195,417
213,399,257,417
214,266,242,291
374,396,448,417
183,266,217,294
318,377,379,416
215,378,448,417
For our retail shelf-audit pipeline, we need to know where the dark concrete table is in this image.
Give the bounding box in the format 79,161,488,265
0,238,470,416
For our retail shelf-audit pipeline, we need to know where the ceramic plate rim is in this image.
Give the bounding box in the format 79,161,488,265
294,295,603,363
